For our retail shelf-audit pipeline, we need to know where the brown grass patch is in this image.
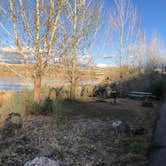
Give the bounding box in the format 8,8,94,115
0,91,12,106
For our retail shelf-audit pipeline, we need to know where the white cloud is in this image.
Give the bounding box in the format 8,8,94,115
0,46,34,63
96,63,115,68
101,54,114,59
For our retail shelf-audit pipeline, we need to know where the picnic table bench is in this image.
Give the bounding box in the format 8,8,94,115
128,91,155,100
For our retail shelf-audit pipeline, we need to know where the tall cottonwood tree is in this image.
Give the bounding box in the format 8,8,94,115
136,28,146,71
57,0,102,99
146,33,166,72
127,28,146,70
0,0,66,103
109,0,139,95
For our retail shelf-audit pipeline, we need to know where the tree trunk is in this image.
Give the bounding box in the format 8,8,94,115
70,81,76,100
69,0,77,100
34,76,41,104
119,30,123,97
70,60,76,100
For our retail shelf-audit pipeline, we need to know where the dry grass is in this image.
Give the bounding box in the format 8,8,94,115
0,85,162,165
0,91,12,106
0,98,161,165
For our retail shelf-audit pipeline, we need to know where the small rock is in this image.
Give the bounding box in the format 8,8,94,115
112,120,130,134
0,113,23,139
24,157,60,166
6,112,23,128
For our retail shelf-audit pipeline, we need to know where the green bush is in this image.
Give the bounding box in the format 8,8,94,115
150,79,165,98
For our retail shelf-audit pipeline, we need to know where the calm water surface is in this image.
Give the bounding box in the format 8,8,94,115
0,84,33,91
0,77,98,91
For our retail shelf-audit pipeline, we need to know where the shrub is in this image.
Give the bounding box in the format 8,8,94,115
28,101,42,115
93,85,105,97
39,97,63,114
52,99,64,112
79,85,94,98
150,79,165,98
0,90,34,115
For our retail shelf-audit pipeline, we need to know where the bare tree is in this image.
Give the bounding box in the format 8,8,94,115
56,0,102,99
136,28,146,71
0,0,66,103
109,0,139,95
127,27,146,71
146,32,166,72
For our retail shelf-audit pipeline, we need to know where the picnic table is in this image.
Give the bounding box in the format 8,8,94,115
128,91,155,100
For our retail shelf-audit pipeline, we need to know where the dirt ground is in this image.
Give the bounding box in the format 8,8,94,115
0,98,162,166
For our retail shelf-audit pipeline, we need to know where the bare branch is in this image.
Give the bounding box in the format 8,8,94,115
9,0,27,64
43,0,64,68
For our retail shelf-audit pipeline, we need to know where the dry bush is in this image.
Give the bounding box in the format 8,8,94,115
0,91,12,106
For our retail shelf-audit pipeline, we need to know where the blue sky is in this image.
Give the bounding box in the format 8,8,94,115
93,0,166,66
0,0,166,66
137,0,166,42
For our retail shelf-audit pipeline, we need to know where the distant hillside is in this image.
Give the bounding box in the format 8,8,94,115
0,63,118,82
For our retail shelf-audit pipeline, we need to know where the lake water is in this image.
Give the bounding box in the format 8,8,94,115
0,84,33,91
0,77,98,91
0,77,31,83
